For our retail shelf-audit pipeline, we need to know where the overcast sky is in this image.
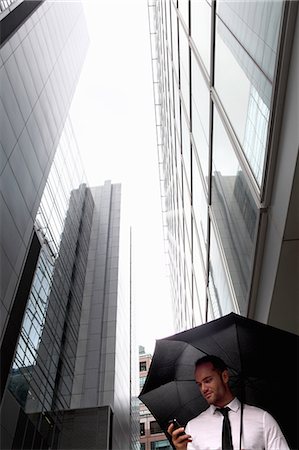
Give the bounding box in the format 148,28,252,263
70,0,174,354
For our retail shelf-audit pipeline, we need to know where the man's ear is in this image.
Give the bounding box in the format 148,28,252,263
221,369,229,384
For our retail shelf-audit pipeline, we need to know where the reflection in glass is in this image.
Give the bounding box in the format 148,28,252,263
192,151,208,259
174,81,181,147
217,1,283,81
191,52,210,182
8,119,92,417
178,0,189,28
192,232,206,324
208,225,235,318
183,168,191,247
211,110,259,313
215,1,284,186
9,246,54,407
179,21,190,119
191,0,211,73
181,109,191,183
171,1,179,79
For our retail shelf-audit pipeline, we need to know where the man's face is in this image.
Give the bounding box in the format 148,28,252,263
194,361,229,407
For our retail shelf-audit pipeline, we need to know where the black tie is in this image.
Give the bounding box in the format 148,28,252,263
217,407,233,450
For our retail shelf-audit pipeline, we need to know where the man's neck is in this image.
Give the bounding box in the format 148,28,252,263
214,395,235,408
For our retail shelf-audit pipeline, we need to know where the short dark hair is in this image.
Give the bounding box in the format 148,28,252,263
194,355,227,373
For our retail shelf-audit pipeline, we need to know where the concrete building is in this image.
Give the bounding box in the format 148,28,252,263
0,1,138,448
148,0,299,335
139,347,172,450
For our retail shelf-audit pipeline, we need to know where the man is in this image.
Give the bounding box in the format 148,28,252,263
167,355,289,450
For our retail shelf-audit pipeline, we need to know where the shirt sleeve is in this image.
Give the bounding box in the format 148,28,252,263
263,411,290,450
185,422,197,450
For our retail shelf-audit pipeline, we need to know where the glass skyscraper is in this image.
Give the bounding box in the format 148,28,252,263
148,0,298,335
1,2,138,449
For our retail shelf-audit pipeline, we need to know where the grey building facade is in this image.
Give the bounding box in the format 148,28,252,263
0,1,138,449
58,181,138,450
1,1,89,446
59,182,135,450
1,0,88,381
148,0,298,335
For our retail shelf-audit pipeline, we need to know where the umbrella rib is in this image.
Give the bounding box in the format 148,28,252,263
166,382,206,421
181,340,237,373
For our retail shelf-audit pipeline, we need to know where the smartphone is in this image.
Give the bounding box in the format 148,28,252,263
169,419,186,436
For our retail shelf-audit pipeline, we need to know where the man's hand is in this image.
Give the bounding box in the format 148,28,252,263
167,422,192,449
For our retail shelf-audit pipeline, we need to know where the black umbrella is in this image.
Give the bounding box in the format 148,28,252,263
139,313,299,449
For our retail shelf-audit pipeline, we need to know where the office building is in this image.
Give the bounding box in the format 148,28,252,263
0,1,138,448
148,0,299,335
1,0,89,362
58,181,136,450
0,1,89,446
139,347,172,450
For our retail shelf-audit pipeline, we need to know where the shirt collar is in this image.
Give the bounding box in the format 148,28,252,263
210,397,241,415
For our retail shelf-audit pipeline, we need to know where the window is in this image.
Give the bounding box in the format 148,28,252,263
140,444,146,450
140,422,145,436
150,421,162,434
214,1,284,187
151,440,172,450
140,361,147,372
211,109,259,313
140,376,147,388
191,0,211,73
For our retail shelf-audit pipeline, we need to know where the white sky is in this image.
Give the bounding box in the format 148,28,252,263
70,0,174,355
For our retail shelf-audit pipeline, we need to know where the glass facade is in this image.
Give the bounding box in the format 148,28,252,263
0,0,89,347
7,117,94,447
0,0,18,15
148,0,295,329
0,1,91,446
1,1,138,449
1,1,140,449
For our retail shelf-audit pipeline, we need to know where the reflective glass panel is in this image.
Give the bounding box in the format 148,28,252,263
191,0,211,73
208,224,235,317
214,1,284,186
183,168,191,249
181,107,191,182
191,52,210,182
174,80,181,147
211,109,259,313
192,150,208,259
178,0,189,29
179,21,190,119
171,2,179,79
192,228,206,324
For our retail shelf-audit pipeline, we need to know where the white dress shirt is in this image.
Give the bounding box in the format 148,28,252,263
185,398,290,450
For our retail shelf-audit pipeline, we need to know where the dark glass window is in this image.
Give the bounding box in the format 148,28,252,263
140,361,147,372
151,440,173,450
214,1,284,187
211,108,259,313
191,53,209,182
150,421,163,434
140,376,147,389
140,422,145,436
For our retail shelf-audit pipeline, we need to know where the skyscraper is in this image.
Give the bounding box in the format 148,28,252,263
57,181,136,450
148,0,298,335
1,2,138,448
1,0,89,375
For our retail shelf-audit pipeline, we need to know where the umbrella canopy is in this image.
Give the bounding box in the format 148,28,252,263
139,313,299,449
